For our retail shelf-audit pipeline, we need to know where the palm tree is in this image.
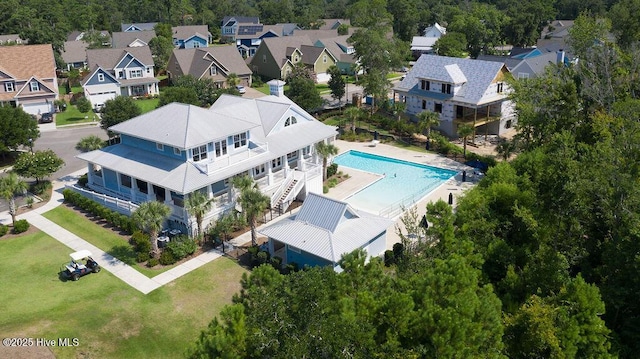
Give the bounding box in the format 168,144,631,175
75,135,105,152
0,172,28,226
226,73,240,88
132,201,171,255
185,190,214,242
496,138,518,161
344,106,361,131
416,111,441,150
232,175,270,246
457,124,475,159
316,141,339,181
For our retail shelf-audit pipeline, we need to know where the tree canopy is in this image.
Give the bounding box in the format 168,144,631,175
0,106,39,156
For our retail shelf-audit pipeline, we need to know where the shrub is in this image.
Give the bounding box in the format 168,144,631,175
166,238,197,260
159,250,176,265
136,251,150,263
0,224,8,237
247,245,260,256
393,242,404,259
384,250,395,266
323,185,329,193
131,231,151,253
13,219,30,234
285,262,299,274
327,163,338,178
327,178,338,188
78,174,88,186
147,258,159,267
76,97,92,113
32,181,52,196
26,197,34,208
255,251,269,267
271,256,283,271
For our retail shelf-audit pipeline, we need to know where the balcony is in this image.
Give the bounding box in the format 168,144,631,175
454,113,501,127
194,142,269,175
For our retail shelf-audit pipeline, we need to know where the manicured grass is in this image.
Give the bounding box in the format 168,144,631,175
134,98,159,114
55,105,98,126
43,206,165,277
0,230,247,359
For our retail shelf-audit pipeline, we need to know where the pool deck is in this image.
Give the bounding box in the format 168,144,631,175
325,140,479,249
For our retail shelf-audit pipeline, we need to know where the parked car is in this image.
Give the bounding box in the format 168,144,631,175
39,112,53,123
61,250,101,281
236,85,246,94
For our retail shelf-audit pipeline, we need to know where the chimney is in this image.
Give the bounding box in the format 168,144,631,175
267,79,286,97
556,49,565,65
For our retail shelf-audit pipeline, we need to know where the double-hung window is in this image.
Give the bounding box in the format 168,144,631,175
4,82,14,92
233,133,247,148
215,140,227,157
192,145,208,161
130,69,142,78
30,81,39,92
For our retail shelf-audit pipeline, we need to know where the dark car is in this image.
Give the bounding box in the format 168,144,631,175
39,112,53,123
62,250,101,281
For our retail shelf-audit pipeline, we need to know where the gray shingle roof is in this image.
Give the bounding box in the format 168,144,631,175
513,51,559,77
396,54,507,106
476,55,523,71
111,31,156,48
300,45,327,65
222,16,260,25
172,25,210,41
121,23,158,32
253,35,314,68
259,193,393,263
86,46,154,70
61,40,88,64
171,46,252,78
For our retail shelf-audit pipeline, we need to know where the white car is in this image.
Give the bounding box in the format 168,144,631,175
236,85,246,94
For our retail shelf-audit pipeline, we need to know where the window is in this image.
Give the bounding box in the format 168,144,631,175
97,73,105,82
434,103,442,113
30,81,39,92
284,116,297,127
146,67,151,73
293,55,299,62
120,174,132,188
156,143,164,151
173,147,181,155
302,145,311,157
254,164,266,175
262,55,266,63
497,82,504,93
215,140,227,157
118,71,124,78
323,55,327,63
442,83,451,94
287,151,298,161
233,133,247,148
517,73,529,79
130,69,142,78
210,66,217,76
422,100,427,110
192,145,208,161
421,80,430,90
4,82,14,92
193,42,201,48
505,119,512,129
272,157,282,168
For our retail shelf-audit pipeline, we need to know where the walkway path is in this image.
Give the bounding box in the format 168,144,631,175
1,171,224,294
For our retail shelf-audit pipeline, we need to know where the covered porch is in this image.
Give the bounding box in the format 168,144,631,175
453,101,511,141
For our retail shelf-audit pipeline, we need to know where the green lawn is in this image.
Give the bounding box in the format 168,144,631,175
135,98,160,114
43,206,167,277
55,105,98,126
0,230,247,359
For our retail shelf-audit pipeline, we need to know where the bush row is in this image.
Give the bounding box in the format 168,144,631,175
0,224,8,237
13,219,30,234
247,245,299,274
62,189,136,234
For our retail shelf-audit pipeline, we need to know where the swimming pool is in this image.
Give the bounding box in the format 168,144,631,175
333,150,457,217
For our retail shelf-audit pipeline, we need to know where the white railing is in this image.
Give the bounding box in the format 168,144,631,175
377,184,436,218
270,171,295,208
68,185,140,215
194,142,269,175
302,160,322,179
279,171,306,211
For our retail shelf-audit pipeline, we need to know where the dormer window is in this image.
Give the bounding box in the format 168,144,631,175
98,73,105,82
421,80,430,91
233,133,247,148
4,82,14,92
30,81,39,92
210,66,217,76
192,145,208,161
442,83,451,94
284,116,297,127
497,82,504,93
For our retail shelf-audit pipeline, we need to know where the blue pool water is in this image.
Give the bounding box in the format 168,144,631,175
333,151,457,216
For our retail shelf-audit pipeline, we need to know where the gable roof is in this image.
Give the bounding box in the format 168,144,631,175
423,22,446,37
396,54,507,106
315,35,355,63
86,46,154,70
256,35,314,67
0,44,56,80
172,25,211,41
512,51,559,77
259,193,393,263
81,67,119,86
111,31,157,48
61,40,89,64
541,20,574,40
411,36,438,50
121,23,158,32
171,46,252,78
222,16,260,25
317,18,350,30
476,55,523,71
300,45,333,65
293,28,357,40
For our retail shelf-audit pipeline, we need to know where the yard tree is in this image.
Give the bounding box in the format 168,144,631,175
457,123,475,158
285,65,323,111
0,172,28,226
158,86,199,107
231,176,269,247
12,150,64,184
226,73,240,88
149,35,174,71
609,0,640,48
327,65,345,107
387,0,419,42
434,32,468,58
567,12,612,62
185,190,215,242
75,97,92,113
100,96,142,138
132,201,171,256
173,75,221,107
502,0,555,47
448,3,508,58
315,141,339,181
344,106,363,131
75,135,105,152
0,106,39,158
416,110,441,150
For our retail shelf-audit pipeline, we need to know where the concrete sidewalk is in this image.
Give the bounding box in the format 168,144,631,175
1,170,225,294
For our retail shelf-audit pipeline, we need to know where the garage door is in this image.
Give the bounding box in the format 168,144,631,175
21,102,54,116
88,92,118,109
316,72,331,83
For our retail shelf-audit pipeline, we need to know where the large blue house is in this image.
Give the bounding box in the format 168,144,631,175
76,81,337,235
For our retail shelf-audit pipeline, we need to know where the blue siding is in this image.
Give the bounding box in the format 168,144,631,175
103,169,119,191
260,32,278,40
183,37,207,49
120,134,186,160
125,58,145,69
286,246,333,268
85,69,118,86
211,180,227,193
115,54,134,69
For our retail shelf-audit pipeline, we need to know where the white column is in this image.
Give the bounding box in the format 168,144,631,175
147,182,155,201
297,149,304,170
267,160,273,186
164,188,172,205
87,164,94,185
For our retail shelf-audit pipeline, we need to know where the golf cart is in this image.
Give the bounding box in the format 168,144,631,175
62,250,101,281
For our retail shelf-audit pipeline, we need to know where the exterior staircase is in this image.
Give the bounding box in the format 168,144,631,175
275,179,298,209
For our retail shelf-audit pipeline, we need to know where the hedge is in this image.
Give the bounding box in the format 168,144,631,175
62,189,136,234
